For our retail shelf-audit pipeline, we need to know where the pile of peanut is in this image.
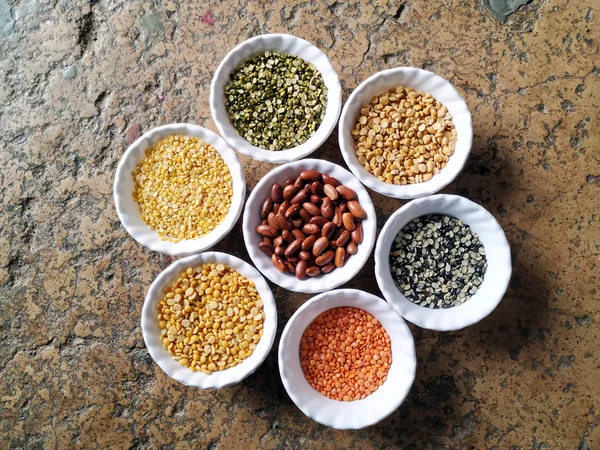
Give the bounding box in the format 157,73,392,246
255,170,366,280
351,86,457,185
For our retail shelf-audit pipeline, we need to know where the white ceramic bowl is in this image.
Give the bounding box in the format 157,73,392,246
338,67,473,199
114,124,246,256
210,34,342,164
278,289,416,429
141,251,277,389
375,194,511,331
242,159,376,294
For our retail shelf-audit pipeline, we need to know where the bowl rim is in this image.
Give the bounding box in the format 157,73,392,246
278,288,417,429
141,251,277,389
113,123,246,256
242,158,377,293
210,33,342,164
374,194,512,331
338,67,473,199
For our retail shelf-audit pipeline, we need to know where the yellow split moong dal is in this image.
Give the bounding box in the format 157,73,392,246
132,135,233,242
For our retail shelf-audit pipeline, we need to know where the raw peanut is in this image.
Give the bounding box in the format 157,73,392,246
302,202,321,216
291,218,303,228
285,239,302,257
310,216,329,227
323,184,339,201
321,197,334,219
302,235,317,251
312,236,330,257
315,250,334,266
260,197,273,219
346,241,357,254
267,212,279,231
292,229,307,240
322,174,341,187
306,266,321,277
256,224,277,238
285,204,300,219
278,201,290,215
284,178,294,187
351,222,363,244
322,221,336,240
290,188,309,205
302,223,321,235
276,215,293,230
300,170,321,182
347,200,367,219
311,181,323,195
271,254,286,273
259,241,274,256
270,183,284,203
281,230,294,243
336,230,351,247
295,260,308,280
273,236,284,246
336,185,356,200
342,212,356,231
332,207,343,227
283,184,297,200
335,247,346,267
310,194,322,204
283,259,296,273
321,263,335,274
299,250,311,261
274,245,285,256
299,208,312,223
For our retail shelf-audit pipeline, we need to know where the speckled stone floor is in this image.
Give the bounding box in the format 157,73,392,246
1,0,599,448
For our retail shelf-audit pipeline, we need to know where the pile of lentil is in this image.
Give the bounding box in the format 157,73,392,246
224,51,327,151
132,135,233,242
389,214,487,308
351,86,456,185
300,307,391,401
157,263,264,374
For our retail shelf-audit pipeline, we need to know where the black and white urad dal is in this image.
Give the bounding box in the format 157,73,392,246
389,214,487,308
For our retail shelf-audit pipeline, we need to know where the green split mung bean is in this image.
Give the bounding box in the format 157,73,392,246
224,51,327,151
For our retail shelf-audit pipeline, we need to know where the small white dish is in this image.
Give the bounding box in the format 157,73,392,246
278,289,416,429
242,159,376,294
338,67,473,199
375,194,511,331
210,34,342,164
141,251,277,389
114,124,246,256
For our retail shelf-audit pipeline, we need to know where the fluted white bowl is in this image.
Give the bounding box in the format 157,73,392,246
339,67,472,199
242,159,376,293
375,194,511,331
114,124,246,256
210,34,342,164
278,289,416,429
141,252,277,389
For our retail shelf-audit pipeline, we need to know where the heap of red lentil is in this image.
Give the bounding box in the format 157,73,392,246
299,307,392,401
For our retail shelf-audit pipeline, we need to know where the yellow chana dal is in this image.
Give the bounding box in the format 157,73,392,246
132,135,233,242
157,263,265,374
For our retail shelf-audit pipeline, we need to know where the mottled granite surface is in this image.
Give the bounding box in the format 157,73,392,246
1,0,599,448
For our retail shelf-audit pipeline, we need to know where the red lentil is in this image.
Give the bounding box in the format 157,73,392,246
299,306,392,401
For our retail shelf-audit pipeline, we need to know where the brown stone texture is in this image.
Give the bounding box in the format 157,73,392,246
1,0,599,448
